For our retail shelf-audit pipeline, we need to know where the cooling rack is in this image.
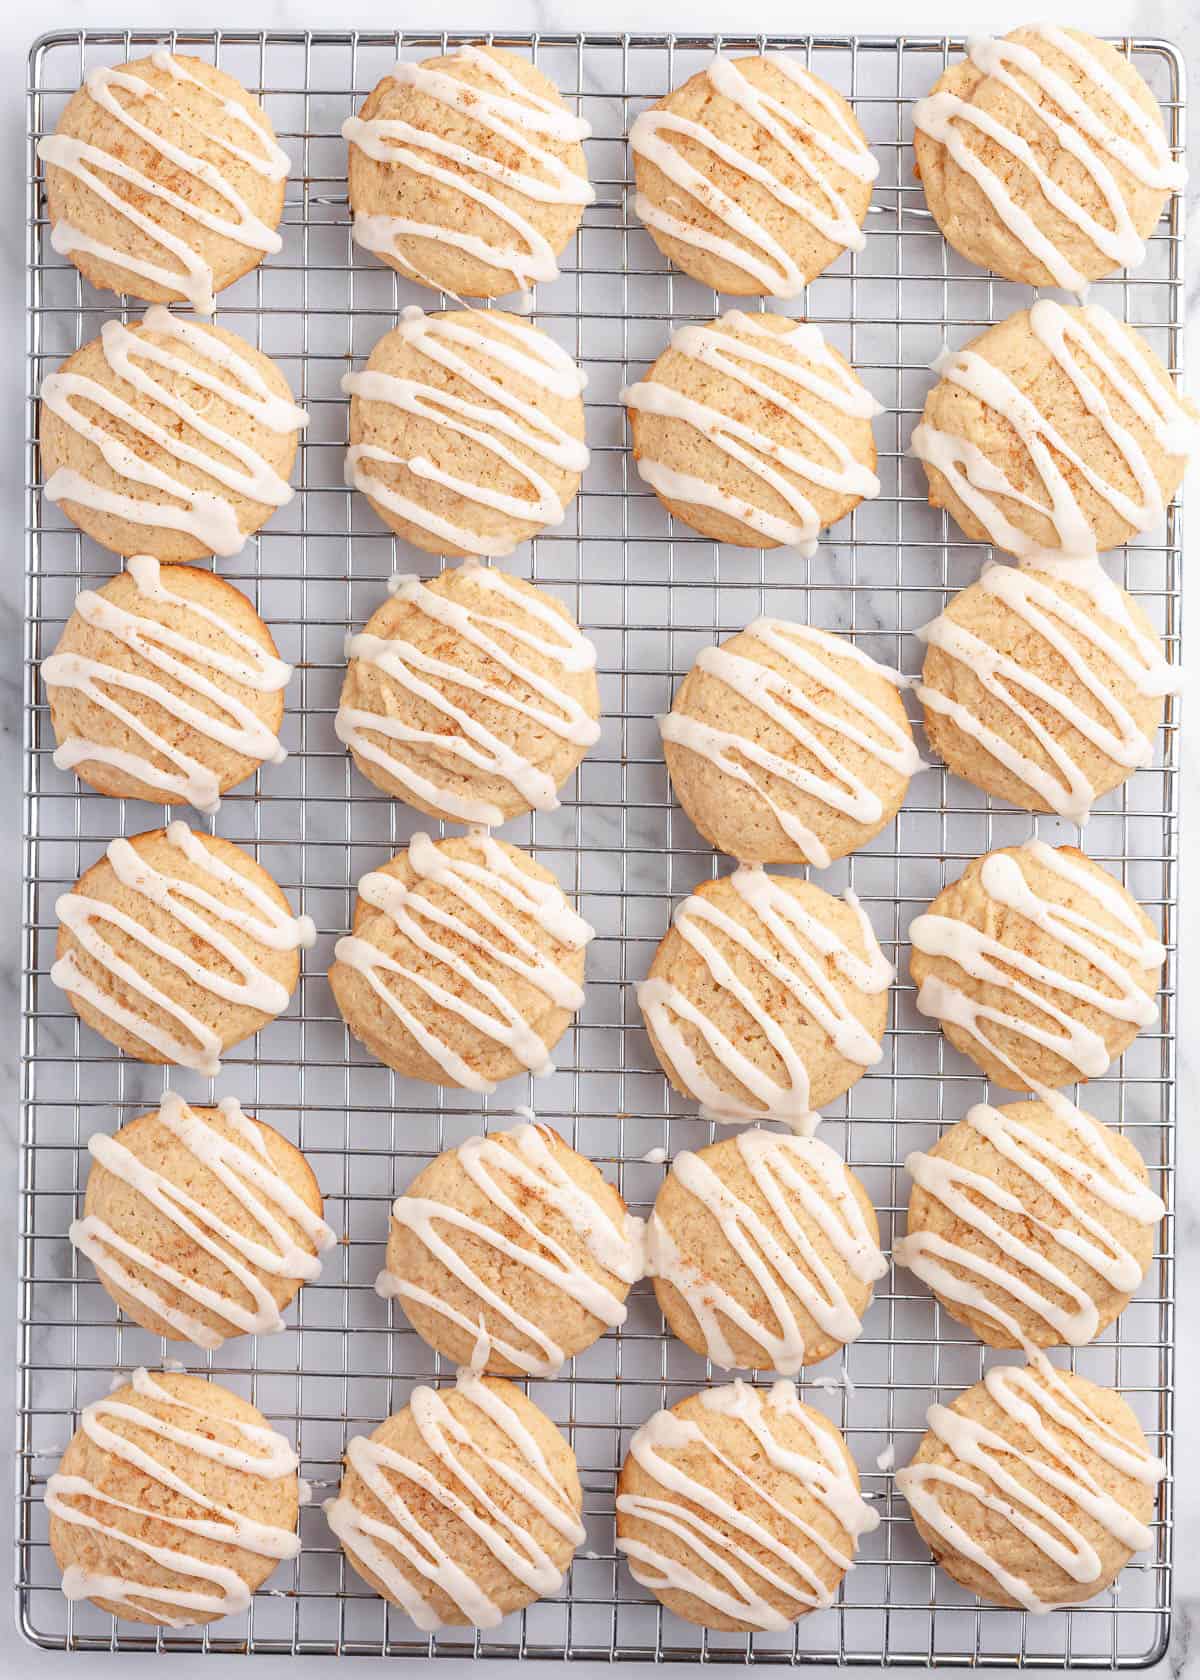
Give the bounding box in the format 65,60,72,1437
18,25,1185,1668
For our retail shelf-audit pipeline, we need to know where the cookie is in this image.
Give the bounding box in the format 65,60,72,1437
630,55,877,294
43,556,291,814
39,308,307,561
51,821,315,1076
345,306,587,558
918,559,1179,823
335,563,600,824
912,301,1197,559
344,45,592,297
73,1092,335,1350
897,1359,1162,1610
39,52,288,314
378,1119,644,1375
909,841,1164,1095
326,1372,584,1628
662,616,919,865
638,866,892,1131
914,26,1185,291
646,1130,886,1372
47,1367,299,1626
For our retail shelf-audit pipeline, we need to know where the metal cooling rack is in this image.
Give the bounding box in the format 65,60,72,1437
18,26,1185,1668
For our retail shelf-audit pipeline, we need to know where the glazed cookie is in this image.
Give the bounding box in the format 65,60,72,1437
914,26,1185,292
623,311,880,551
43,556,291,814
377,1119,645,1375
909,841,1164,1095
638,866,892,1131
39,53,289,314
616,1380,877,1629
39,308,308,561
51,821,315,1076
345,306,588,558
894,1097,1163,1349
47,1367,300,1626
72,1092,335,1350
630,55,877,295
918,560,1179,823
897,1360,1162,1610
344,45,593,297
326,1372,585,1628
912,301,1197,559
335,563,600,824
646,1130,886,1373
662,617,920,865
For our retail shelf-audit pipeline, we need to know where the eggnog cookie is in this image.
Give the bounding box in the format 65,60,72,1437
51,821,315,1076
47,1367,300,1626
912,301,1197,559
344,45,593,298
638,866,892,1130
345,306,587,558
914,26,1185,292
630,55,877,295
39,308,308,562
663,617,919,865
39,53,289,314
909,841,1164,1095
43,556,291,814
897,1361,1162,1610
335,563,600,824
326,1372,585,1628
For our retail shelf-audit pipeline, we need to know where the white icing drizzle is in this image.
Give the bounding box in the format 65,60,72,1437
334,563,600,825
71,1091,335,1351
617,1379,877,1627
376,1119,645,1376
325,1369,585,1630
646,1131,887,1374
43,554,291,814
630,55,878,296
911,299,1198,560
638,865,892,1132
915,25,1187,293
51,819,316,1076
343,45,594,292
343,305,588,557
47,1367,299,1627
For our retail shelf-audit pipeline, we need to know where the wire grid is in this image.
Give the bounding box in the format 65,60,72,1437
17,25,1184,1668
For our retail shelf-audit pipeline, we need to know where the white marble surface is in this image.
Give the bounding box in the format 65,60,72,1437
1,0,1196,1673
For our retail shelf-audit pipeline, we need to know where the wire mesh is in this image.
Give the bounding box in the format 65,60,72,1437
17,25,1185,1667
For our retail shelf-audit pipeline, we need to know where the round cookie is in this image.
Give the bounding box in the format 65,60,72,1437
43,556,291,814
73,1092,335,1350
616,1381,877,1629
918,560,1178,823
344,45,593,297
378,1119,645,1375
911,300,1197,559
896,1361,1162,1610
624,312,880,550
326,1372,585,1628
662,616,919,865
646,1130,886,1373
47,1367,300,1626
335,563,600,824
345,306,588,558
51,821,315,1076
630,55,877,295
894,1098,1163,1349
914,26,1185,292
909,840,1164,1095
40,52,289,314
